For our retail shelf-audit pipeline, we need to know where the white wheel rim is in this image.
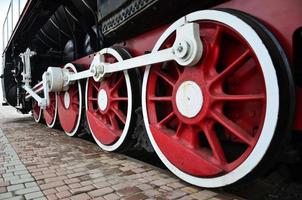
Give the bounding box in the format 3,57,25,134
61,64,83,137
85,48,133,152
141,10,279,187
33,104,42,123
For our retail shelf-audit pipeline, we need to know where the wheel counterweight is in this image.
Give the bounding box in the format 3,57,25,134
142,10,295,187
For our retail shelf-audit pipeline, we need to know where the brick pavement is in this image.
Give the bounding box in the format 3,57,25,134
0,106,243,200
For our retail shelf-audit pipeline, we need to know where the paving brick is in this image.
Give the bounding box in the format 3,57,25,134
0,181,10,187
0,192,13,199
103,193,120,200
67,171,87,178
93,181,111,189
191,190,218,200
25,182,38,188
56,190,72,198
92,177,107,183
70,193,91,200
68,182,82,189
166,190,187,199
40,181,65,190
10,177,35,185
14,170,29,176
160,185,173,192
178,195,195,200
112,182,132,191
181,186,199,194
43,188,57,195
35,173,56,180
7,184,24,191
5,196,24,200
80,180,93,186
20,174,32,179
46,194,58,200
70,184,95,195
167,182,185,189
64,178,80,184
34,197,47,200
24,191,44,199
117,186,142,196
144,189,162,197
137,184,153,191
15,186,40,195
88,187,114,197
4,175,20,182
124,192,148,200
44,175,67,183
3,172,14,178
0,186,7,193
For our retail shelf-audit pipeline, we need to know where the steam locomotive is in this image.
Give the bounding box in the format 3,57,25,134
1,0,302,188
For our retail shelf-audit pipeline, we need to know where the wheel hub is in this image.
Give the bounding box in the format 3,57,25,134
64,91,70,109
175,81,203,118
98,89,108,111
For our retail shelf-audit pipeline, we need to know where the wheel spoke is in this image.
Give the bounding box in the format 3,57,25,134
92,81,100,91
72,90,79,98
212,26,223,48
111,107,126,124
211,26,223,66
213,94,265,102
72,101,79,106
89,97,98,101
44,108,51,116
211,111,254,146
111,97,128,101
175,66,182,77
212,50,251,83
149,96,173,102
93,109,100,116
108,112,119,130
202,122,226,164
110,75,124,92
154,69,176,86
177,124,200,149
176,122,184,138
158,112,175,127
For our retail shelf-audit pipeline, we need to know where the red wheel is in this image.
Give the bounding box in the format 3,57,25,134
86,48,139,152
142,10,295,187
58,64,83,136
32,100,42,123
43,92,58,128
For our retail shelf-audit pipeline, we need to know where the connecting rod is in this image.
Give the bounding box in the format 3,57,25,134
24,22,203,108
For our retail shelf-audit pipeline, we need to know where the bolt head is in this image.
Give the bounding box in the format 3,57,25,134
174,41,190,59
177,45,184,53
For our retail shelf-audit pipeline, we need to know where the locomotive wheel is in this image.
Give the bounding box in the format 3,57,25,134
85,48,139,152
43,92,58,128
57,64,83,136
142,10,295,187
32,100,42,123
